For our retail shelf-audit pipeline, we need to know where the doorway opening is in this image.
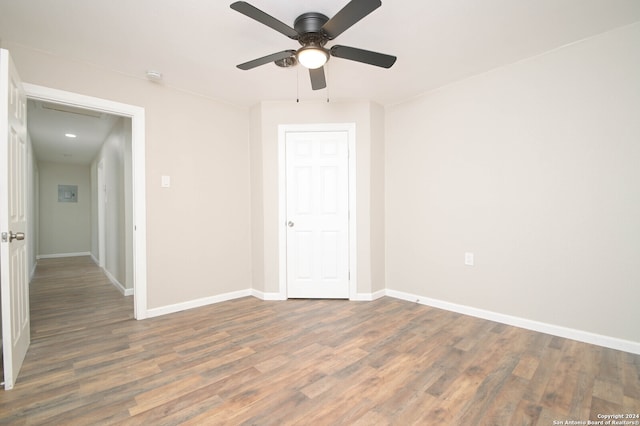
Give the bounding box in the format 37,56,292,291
24,84,148,319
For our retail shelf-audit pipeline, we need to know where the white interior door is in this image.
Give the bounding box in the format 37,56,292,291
286,130,349,298
0,49,30,390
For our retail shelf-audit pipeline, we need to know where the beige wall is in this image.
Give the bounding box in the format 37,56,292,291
250,101,385,296
38,162,91,256
385,23,640,342
370,104,386,294
7,43,252,310
90,117,131,288
249,106,265,292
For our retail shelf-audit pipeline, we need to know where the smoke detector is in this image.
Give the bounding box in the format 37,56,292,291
146,70,163,83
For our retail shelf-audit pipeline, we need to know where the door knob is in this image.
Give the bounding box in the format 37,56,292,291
287,221,295,228
2,231,25,243
10,232,25,242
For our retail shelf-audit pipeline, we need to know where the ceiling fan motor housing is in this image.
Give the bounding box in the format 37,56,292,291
294,12,330,47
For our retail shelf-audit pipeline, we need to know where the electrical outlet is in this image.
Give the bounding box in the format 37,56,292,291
465,252,474,266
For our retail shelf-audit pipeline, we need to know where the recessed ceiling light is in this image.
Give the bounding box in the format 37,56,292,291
65,133,77,138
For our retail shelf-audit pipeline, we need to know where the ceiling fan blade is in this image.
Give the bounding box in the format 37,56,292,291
230,1,299,39
309,67,327,90
330,45,396,68
321,0,381,40
237,50,297,70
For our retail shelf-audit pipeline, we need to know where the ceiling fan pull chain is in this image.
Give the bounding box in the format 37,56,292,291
326,65,330,103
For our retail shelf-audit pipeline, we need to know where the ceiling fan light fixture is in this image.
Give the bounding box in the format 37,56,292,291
297,46,329,69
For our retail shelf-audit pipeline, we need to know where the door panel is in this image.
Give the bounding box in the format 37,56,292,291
1,49,30,390
286,130,349,299
321,231,339,278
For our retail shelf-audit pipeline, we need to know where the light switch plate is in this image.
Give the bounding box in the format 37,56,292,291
161,175,171,188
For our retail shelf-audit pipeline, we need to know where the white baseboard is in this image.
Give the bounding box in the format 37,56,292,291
103,269,133,296
385,289,640,355
351,289,386,301
251,289,286,301
37,251,91,259
140,285,640,354
146,289,253,318
86,255,133,296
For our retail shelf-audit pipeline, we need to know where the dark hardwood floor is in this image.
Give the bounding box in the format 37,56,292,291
0,256,639,425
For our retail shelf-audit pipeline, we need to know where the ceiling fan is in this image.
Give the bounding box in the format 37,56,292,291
230,0,397,90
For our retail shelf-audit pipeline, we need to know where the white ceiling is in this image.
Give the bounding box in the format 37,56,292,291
2,0,640,163
27,100,120,165
2,0,640,106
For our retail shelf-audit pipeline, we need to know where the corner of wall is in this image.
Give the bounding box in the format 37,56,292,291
369,102,386,293
249,104,265,293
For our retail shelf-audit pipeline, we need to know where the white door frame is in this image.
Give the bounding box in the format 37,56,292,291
23,84,148,319
278,123,357,299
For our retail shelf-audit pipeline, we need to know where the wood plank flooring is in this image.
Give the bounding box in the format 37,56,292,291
1,256,639,425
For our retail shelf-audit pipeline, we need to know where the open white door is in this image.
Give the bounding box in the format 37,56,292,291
285,129,350,298
0,49,30,390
